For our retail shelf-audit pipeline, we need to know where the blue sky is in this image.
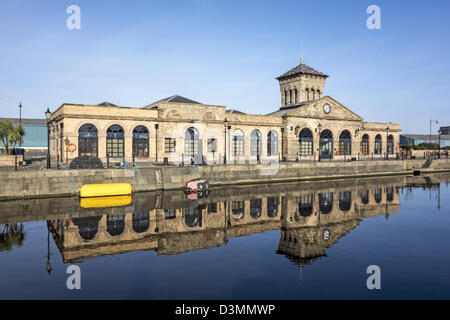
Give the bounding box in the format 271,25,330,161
0,0,449,134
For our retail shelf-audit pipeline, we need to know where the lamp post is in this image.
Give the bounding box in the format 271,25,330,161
317,123,323,162
45,108,52,169
19,102,22,125
224,119,228,164
438,129,442,159
430,120,438,144
385,126,388,160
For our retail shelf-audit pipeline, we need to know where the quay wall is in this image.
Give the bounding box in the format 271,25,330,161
1,159,450,200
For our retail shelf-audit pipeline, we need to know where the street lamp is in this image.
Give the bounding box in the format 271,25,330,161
438,129,442,159
45,108,52,169
385,126,390,160
19,102,22,125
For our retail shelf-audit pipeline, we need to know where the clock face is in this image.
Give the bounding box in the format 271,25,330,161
323,104,331,114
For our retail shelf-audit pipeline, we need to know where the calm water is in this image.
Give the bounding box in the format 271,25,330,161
0,173,449,299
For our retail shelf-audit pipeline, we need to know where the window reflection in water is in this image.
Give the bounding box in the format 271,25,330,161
71,216,102,241
267,197,279,217
298,194,314,217
231,201,245,220
250,199,262,219
132,212,149,233
319,192,333,214
184,207,202,227
107,214,125,236
164,209,176,219
374,188,382,203
386,187,394,202
339,191,351,212
359,190,369,204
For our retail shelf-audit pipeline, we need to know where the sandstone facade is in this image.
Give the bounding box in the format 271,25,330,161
47,61,400,165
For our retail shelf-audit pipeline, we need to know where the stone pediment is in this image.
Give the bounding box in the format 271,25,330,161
285,96,363,121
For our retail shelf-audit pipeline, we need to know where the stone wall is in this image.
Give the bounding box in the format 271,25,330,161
1,159,450,200
0,155,24,167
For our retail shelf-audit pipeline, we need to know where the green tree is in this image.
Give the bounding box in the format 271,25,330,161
0,119,26,155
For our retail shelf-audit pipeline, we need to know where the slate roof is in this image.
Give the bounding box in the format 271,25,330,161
276,62,329,81
143,95,201,109
226,109,246,114
97,101,118,107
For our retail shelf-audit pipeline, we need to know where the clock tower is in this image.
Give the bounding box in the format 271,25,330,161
276,61,328,108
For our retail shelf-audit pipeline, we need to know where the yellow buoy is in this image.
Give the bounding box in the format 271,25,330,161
80,183,132,198
80,195,132,208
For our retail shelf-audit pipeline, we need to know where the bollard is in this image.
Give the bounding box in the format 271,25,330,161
107,154,110,168
15,156,17,171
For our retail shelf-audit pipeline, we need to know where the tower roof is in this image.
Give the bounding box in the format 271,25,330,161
276,62,329,81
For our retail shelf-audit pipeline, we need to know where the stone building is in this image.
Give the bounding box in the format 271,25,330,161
47,59,400,165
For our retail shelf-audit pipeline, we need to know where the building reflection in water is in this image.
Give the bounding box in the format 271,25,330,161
46,176,409,276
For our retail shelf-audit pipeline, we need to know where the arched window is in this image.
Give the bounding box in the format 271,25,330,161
374,188,382,203
132,212,149,233
317,90,321,98
250,130,262,157
267,130,278,156
375,135,382,155
289,90,293,104
184,207,202,228
78,124,98,157
106,125,124,157
339,191,351,211
232,129,244,157
184,127,200,158
72,216,102,241
339,130,351,156
284,91,288,106
320,129,333,159
361,134,369,155
250,199,262,219
299,128,313,156
231,201,244,220
306,88,310,100
298,194,314,217
386,186,394,202
319,192,333,214
294,89,298,103
267,197,279,217
387,135,394,154
132,126,149,158
107,214,125,236
359,190,369,204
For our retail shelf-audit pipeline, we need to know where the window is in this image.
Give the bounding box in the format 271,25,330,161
319,192,333,214
306,88,310,100
165,138,176,153
374,188,382,203
107,214,125,236
232,129,244,156
375,135,382,155
289,90,293,104
78,124,98,157
320,129,333,159
185,127,200,157
285,91,288,105
298,194,314,217
106,125,124,157
132,126,149,157
132,212,149,233
231,201,244,220
250,130,262,156
294,89,298,103
267,131,278,156
299,128,313,156
359,190,369,204
207,138,217,153
339,130,351,156
339,191,351,211
387,135,394,154
267,197,279,217
361,134,369,155
250,199,262,219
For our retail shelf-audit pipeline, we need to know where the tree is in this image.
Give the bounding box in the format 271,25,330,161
0,119,25,155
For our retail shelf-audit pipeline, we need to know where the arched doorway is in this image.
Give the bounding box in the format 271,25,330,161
184,127,201,162
319,129,333,160
299,128,313,156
